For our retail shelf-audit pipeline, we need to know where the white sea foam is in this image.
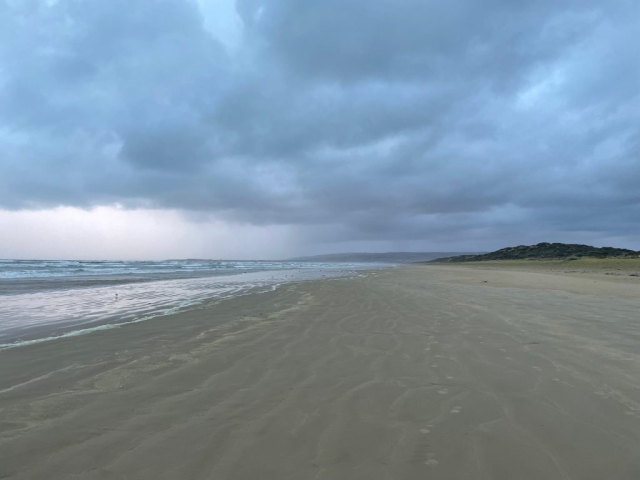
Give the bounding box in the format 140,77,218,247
0,259,371,279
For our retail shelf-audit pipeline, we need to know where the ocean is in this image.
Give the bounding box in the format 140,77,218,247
0,259,378,348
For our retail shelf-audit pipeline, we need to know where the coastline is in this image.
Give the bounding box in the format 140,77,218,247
0,266,368,348
1,265,639,479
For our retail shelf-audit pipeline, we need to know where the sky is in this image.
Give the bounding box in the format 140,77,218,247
0,0,639,259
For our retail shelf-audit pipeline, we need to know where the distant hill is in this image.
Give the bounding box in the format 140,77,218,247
430,243,640,263
286,252,478,264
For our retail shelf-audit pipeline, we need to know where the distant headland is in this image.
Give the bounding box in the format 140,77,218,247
286,252,478,263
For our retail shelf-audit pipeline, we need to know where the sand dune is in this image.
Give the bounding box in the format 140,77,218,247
1,266,639,479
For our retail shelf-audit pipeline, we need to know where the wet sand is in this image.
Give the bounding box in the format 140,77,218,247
1,265,639,479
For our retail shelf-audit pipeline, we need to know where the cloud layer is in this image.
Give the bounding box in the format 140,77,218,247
1,0,639,250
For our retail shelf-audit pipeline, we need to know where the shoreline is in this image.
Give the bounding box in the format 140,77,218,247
0,282,280,350
0,267,371,348
1,265,639,479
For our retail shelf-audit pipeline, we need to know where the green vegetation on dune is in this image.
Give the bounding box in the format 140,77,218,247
431,242,640,264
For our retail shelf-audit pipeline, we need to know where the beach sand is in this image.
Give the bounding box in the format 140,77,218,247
1,265,639,479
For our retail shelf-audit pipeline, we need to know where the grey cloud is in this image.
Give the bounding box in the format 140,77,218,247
0,0,639,250
248,0,599,85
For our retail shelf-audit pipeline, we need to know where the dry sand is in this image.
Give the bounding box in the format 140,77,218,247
1,265,639,479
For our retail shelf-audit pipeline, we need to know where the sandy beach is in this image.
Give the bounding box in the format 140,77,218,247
1,265,639,479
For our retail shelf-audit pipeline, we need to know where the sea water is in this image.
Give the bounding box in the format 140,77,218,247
0,260,377,348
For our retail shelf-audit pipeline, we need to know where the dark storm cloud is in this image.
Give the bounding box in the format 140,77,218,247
0,0,639,247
